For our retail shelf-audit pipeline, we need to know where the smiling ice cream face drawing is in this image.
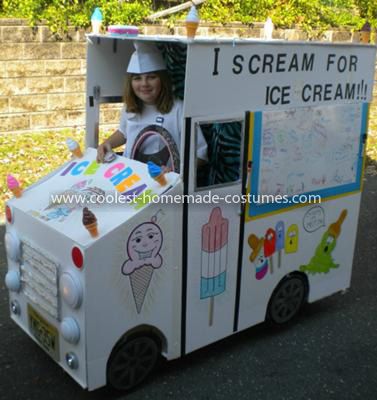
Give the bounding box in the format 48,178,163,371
122,222,163,275
121,220,164,314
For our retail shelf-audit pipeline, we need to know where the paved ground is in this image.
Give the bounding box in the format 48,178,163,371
0,173,376,400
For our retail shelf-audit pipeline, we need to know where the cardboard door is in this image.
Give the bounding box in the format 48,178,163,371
183,115,248,353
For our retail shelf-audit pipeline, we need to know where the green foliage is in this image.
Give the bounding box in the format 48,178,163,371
3,0,152,34
1,0,376,33
199,0,241,23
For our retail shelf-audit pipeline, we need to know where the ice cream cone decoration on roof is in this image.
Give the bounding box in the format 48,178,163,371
186,5,199,38
360,21,371,44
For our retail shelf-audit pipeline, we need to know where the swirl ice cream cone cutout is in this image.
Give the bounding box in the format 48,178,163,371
147,161,167,186
82,207,99,238
186,5,199,38
66,137,83,158
7,174,23,198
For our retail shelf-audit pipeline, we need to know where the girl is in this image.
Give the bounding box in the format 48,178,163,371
97,42,207,171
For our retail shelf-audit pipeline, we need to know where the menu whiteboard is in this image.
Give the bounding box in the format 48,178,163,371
249,103,367,217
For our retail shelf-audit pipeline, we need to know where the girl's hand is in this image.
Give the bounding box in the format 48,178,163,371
96,142,112,163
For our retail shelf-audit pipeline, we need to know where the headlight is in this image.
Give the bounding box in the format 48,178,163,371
59,273,83,309
5,270,21,292
5,232,21,261
61,317,80,344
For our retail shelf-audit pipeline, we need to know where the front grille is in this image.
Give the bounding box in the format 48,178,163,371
20,240,60,320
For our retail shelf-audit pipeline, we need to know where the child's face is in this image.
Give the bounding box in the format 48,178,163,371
131,73,162,105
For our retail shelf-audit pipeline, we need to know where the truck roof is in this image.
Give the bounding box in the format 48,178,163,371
86,33,376,48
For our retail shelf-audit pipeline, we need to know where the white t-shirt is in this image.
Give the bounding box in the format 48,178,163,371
118,99,208,168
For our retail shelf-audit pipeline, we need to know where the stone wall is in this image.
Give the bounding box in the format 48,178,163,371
0,18,376,135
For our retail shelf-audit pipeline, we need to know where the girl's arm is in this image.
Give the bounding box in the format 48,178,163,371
96,130,126,163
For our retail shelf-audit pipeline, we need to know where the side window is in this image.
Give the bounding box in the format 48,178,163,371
196,120,243,189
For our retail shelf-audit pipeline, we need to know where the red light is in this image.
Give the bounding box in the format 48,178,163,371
72,246,84,269
5,205,12,224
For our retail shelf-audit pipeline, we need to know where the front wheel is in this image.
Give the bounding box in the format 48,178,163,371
266,275,307,325
107,336,159,391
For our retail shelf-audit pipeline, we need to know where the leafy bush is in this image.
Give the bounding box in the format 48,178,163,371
3,0,152,33
1,0,376,33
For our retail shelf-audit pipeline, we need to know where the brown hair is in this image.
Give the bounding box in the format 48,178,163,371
124,70,174,114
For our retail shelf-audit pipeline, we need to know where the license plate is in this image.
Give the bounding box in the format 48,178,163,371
28,304,59,361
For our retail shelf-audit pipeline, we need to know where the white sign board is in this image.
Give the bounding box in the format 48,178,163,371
184,42,376,116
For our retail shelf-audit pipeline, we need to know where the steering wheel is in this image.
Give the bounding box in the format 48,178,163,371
130,124,180,173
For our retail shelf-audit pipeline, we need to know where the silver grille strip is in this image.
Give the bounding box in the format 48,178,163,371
21,240,59,320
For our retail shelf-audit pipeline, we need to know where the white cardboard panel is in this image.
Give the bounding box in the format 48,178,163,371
238,194,361,331
184,42,376,116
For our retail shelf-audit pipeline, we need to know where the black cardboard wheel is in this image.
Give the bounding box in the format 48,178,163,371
107,336,159,391
267,276,306,325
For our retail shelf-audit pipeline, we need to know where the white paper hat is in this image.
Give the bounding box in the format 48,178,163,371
127,42,166,74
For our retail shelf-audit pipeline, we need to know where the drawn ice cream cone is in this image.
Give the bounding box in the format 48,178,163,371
129,265,154,313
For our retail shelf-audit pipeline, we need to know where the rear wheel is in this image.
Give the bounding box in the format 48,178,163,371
267,275,307,325
107,336,159,391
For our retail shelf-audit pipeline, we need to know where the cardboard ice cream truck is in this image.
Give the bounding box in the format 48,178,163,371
4,33,376,391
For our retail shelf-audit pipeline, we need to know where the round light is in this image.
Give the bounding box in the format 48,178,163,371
5,270,21,292
61,317,80,344
71,246,84,269
5,205,13,224
59,272,83,309
65,352,79,370
5,232,21,261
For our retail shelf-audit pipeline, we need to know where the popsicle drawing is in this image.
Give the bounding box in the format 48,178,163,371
264,228,276,274
200,207,229,326
248,234,269,280
275,221,285,268
285,224,299,253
